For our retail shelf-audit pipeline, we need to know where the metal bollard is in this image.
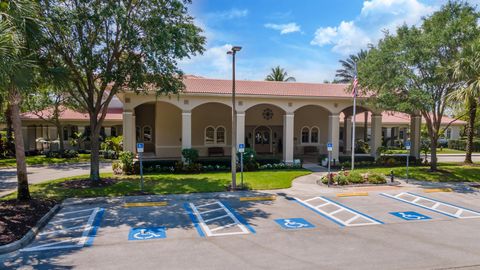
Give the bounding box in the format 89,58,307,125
390,170,394,183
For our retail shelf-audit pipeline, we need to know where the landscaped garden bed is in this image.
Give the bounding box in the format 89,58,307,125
320,171,389,186
0,199,57,246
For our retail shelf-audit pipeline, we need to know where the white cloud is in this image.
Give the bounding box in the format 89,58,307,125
179,44,232,78
207,8,248,20
311,0,436,55
264,22,301,34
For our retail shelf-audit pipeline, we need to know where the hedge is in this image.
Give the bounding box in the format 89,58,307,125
448,139,480,152
133,157,283,171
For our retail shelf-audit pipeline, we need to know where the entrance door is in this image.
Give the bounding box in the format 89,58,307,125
254,126,271,153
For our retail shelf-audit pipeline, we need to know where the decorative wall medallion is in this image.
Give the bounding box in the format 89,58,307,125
262,108,274,120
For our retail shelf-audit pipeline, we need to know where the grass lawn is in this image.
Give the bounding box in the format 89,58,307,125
2,170,310,200
354,162,480,182
384,148,472,155
0,154,100,168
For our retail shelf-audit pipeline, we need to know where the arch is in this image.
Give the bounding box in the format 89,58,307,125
244,102,287,113
252,125,273,153
130,96,183,111
293,104,331,114
337,104,371,116
191,101,231,111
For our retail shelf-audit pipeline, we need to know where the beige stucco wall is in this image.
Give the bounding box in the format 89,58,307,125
294,105,330,155
155,101,182,158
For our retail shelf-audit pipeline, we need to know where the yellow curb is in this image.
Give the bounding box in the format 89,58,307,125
124,202,168,207
423,188,453,193
239,195,276,201
336,192,369,197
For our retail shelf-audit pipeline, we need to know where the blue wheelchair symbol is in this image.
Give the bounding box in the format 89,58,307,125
390,211,431,221
128,227,166,240
275,218,315,230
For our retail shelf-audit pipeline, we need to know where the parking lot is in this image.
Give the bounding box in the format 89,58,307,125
2,185,480,270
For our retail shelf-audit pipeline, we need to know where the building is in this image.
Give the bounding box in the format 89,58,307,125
19,76,465,161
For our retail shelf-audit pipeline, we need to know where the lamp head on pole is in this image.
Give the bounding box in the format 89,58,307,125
227,46,242,55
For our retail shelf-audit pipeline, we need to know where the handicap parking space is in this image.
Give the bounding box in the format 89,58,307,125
21,206,104,253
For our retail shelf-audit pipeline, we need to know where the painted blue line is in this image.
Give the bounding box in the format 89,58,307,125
221,201,256,234
292,198,345,227
320,196,385,224
85,208,105,247
183,203,206,238
406,192,480,215
379,193,457,219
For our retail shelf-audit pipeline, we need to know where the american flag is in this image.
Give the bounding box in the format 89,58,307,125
351,75,358,97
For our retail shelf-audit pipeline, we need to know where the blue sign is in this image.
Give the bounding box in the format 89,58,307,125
390,211,431,221
128,227,166,241
327,143,333,151
137,143,144,153
274,218,315,230
239,143,245,149
405,141,411,150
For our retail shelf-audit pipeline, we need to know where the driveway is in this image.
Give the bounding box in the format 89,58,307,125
0,162,113,197
2,176,480,269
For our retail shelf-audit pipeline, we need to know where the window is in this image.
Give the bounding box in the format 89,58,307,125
399,130,404,140
216,126,225,144
311,127,319,143
446,128,452,139
205,126,215,144
111,126,117,137
63,127,69,141
204,126,227,145
301,127,310,143
143,126,152,142
136,126,141,141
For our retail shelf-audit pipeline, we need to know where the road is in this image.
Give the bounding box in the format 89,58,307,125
2,178,480,270
0,162,113,197
426,153,480,163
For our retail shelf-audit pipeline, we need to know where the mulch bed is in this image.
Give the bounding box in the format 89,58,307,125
58,178,117,189
0,199,57,246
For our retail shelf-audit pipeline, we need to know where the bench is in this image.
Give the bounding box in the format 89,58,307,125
303,146,318,155
208,147,224,157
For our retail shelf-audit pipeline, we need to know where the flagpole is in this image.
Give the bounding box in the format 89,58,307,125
351,63,358,171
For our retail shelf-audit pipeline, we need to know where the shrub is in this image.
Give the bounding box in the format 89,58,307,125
182,148,199,164
347,171,366,184
334,172,349,185
238,148,258,171
101,136,123,154
45,150,79,159
339,156,375,163
119,151,135,174
355,140,370,154
112,161,123,175
103,150,118,159
367,173,387,184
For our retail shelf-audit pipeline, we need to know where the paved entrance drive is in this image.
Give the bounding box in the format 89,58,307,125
2,185,480,269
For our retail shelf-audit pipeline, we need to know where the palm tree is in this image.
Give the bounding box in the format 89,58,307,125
0,0,41,201
265,66,296,82
449,40,480,164
335,50,368,83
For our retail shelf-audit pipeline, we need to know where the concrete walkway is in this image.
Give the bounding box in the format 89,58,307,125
0,162,113,197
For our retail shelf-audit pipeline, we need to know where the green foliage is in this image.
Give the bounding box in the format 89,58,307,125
181,148,199,164
334,172,349,185
112,161,123,175
238,148,259,171
101,136,123,157
265,66,295,82
347,171,366,184
355,140,370,154
335,49,368,83
448,139,480,152
367,173,387,184
119,151,135,175
45,150,79,159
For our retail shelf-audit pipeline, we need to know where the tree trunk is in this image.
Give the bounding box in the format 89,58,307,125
56,122,64,152
464,98,476,164
90,120,101,182
9,88,31,201
429,134,438,171
5,106,15,156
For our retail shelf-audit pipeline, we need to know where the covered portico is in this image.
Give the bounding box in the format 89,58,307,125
117,77,422,162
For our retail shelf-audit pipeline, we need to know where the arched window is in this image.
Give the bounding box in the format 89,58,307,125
205,126,215,144
216,126,226,144
301,127,310,143
143,126,152,142
311,127,319,143
135,126,141,141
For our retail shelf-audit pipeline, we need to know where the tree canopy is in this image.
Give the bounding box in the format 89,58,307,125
265,66,296,82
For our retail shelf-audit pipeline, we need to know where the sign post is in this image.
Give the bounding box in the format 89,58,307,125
137,143,144,192
238,144,245,188
327,142,333,187
405,141,411,183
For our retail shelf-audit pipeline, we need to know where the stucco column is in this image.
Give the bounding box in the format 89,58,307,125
410,115,421,158
182,110,192,150
236,112,245,147
370,114,382,158
345,116,352,154
122,111,135,153
283,112,294,163
328,114,340,161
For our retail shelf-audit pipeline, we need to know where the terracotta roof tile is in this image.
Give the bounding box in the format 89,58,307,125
21,107,123,121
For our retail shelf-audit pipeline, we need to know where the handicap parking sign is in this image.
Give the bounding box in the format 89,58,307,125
390,211,431,221
274,218,315,230
128,227,166,240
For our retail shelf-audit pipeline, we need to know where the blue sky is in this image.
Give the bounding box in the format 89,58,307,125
179,0,479,83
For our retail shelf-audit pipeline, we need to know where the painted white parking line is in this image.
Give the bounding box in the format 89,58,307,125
380,192,480,219
189,201,251,237
295,196,383,227
21,207,104,252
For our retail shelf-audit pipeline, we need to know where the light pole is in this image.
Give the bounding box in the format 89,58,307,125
227,46,241,190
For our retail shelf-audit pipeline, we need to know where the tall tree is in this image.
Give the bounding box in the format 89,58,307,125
449,39,480,164
265,66,296,82
357,2,479,171
335,49,368,83
0,0,41,201
39,0,205,182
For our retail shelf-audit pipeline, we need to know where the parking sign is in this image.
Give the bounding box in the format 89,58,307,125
327,143,333,152
238,143,245,153
137,143,144,153
405,141,411,150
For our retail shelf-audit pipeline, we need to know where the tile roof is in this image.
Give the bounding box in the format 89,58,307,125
21,107,123,121
348,111,466,125
182,76,353,98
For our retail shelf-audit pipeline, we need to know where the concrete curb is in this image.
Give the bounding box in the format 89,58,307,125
0,204,62,255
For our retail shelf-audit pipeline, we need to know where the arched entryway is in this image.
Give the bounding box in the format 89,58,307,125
253,125,273,153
